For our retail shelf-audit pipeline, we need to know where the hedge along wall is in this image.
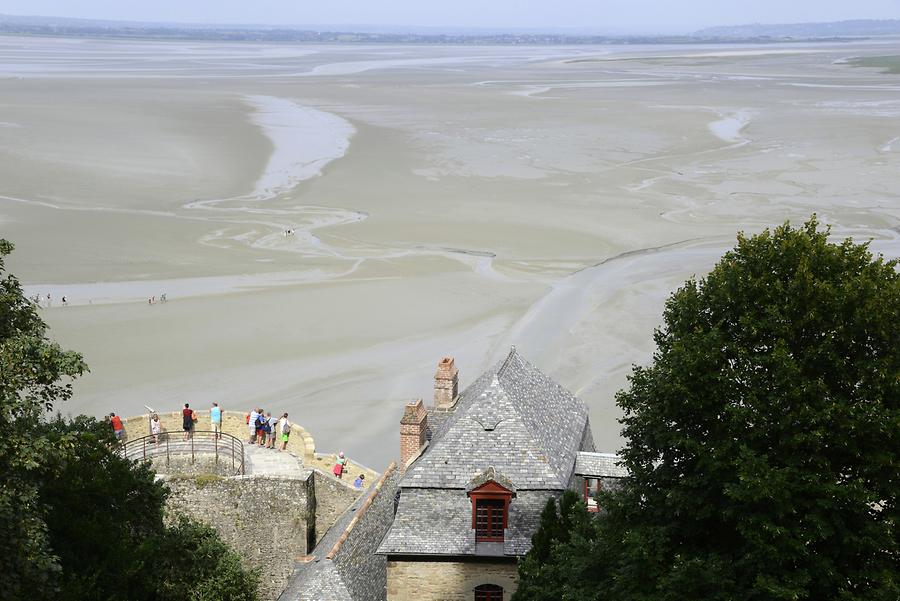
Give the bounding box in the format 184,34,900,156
119,409,316,462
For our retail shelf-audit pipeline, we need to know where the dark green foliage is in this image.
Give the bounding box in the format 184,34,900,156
0,240,258,601
513,491,595,601
145,518,260,601
0,239,87,599
40,415,165,601
515,218,899,601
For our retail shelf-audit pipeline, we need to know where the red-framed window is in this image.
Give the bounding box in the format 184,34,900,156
584,478,602,513
475,498,505,541
468,480,513,543
474,583,503,601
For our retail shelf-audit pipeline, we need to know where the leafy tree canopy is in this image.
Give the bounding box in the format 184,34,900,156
516,218,899,601
0,239,86,598
0,240,258,601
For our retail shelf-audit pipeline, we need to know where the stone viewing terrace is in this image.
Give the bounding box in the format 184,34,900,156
118,409,377,481
116,409,379,601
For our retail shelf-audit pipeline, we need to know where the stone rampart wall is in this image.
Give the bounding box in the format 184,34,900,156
120,410,316,462
330,463,402,601
164,473,316,601
312,470,362,546
152,454,236,477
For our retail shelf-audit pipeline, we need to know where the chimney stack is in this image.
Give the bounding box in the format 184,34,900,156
434,356,459,411
400,399,428,469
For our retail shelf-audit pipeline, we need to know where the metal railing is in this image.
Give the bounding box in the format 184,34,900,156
119,430,245,476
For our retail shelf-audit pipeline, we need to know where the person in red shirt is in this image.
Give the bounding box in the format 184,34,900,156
109,413,125,441
182,403,194,441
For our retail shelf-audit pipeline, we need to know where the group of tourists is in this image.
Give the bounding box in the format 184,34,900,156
111,404,367,487
331,451,366,489
247,407,292,451
33,293,67,307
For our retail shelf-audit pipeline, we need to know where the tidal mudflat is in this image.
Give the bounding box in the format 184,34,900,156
2,36,899,468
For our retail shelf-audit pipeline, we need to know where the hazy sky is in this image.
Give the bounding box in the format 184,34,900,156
2,0,899,33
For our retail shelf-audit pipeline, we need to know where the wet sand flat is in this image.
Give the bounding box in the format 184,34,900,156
2,36,899,468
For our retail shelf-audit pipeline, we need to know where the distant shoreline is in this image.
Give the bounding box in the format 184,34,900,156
0,30,875,47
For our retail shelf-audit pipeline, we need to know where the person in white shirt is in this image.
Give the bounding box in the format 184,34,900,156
278,413,291,451
248,408,259,444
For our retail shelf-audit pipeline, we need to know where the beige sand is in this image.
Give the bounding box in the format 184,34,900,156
2,36,899,468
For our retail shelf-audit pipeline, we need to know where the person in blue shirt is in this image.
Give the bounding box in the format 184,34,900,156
210,402,223,440
353,474,365,489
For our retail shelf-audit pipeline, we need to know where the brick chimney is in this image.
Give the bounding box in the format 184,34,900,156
434,356,459,411
400,399,428,469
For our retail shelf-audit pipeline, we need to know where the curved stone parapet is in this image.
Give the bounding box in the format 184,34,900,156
120,409,316,463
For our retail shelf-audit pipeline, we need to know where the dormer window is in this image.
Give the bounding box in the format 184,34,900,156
466,467,516,544
474,497,506,541
584,478,602,513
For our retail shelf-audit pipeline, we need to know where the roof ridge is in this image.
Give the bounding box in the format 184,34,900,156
495,345,518,378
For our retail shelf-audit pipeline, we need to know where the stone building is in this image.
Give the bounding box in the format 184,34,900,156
281,347,626,601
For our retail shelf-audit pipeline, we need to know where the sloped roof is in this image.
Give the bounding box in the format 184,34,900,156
574,452,628,479
377,488,553,557
403,347,589,491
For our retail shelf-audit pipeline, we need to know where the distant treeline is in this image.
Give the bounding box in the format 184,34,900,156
696,18,900,38
1,13,894,45
0,24,867,45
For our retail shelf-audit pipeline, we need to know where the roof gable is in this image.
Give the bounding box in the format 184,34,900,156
466,466,516,495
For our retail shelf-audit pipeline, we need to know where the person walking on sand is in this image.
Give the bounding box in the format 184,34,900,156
332,451,346,479
182,403,193,441
109,412,125,441
278,413,291,451
210,402,223,440
150,413,161,445
354,474,365,489
266,412,278,449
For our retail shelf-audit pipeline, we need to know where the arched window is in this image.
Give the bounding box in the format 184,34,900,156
474,583,503,601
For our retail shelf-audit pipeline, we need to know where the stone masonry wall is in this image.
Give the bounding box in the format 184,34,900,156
386,559,518,601
331,464,402,601
164,473,316,601
312,470,362,546
120,410,316,462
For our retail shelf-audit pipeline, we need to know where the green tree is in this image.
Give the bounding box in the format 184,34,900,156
39,415,167,600
0,239,87,599
0,240,258,601
516,218,899,601
513,491,594,601
38,415,258,601
147,518,259,601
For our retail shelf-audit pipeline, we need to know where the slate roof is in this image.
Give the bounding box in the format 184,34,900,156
377,488,553,557
403,347,590,491
280,486,360,601
574,452,628,479
378,348,593,558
